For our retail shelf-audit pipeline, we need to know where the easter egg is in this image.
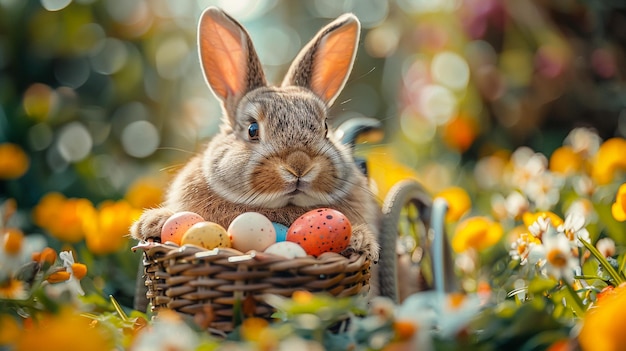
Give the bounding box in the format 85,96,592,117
227,212,276,252
264,241,307,259
181,221,231,249
286,208,352,256
272,222,289,242
161,211,205,245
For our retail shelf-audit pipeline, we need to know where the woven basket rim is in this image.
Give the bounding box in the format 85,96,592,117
135,240,371,332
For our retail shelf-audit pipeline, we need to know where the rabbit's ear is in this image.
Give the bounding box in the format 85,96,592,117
282,14,360,107
198,7,266,107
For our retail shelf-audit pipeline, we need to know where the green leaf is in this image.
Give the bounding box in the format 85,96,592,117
527,277,557,294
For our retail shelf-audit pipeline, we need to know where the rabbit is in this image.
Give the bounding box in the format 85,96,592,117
130,6,380,261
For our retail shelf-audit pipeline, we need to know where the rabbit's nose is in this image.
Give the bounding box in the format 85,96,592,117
285,150,313,177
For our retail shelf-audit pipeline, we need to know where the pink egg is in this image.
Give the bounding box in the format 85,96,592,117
160,211,205,245
286,208,352,256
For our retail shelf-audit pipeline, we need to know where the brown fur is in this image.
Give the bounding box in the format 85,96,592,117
130,7,380,260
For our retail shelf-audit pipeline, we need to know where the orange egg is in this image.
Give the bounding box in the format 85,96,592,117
160,211,204,245
286,208,351,256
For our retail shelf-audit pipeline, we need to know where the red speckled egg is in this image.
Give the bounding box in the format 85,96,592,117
286,208,352,256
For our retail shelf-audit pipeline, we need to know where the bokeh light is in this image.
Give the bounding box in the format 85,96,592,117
40,0,72,12
121,120,159,158
56,122,93,163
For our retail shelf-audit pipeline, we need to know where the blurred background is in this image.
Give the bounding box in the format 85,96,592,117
2,0,626,307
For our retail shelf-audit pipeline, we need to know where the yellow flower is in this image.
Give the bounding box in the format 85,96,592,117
578,283,626,351
452,216,503,253
611,183,626,222
591,137,626,185
125,177,165,209
436,186,471,221
549,146,583,175
13,308,114,351
0,143,29,180
364,146,421,201
83,200,141,255
522,211,564,229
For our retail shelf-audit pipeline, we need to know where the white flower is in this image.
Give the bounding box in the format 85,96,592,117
505,191,529,220
509,232,540,265
541,231,580,283
524,172,564,210
132,311,200,351
572,175,596,197
564,127,601,159
508,148,548,190
565,198,597,223
596,238,616,258
528,216,553,240
557,213,590,248
58,251,84,296
528,243,547,267
0,232,45,281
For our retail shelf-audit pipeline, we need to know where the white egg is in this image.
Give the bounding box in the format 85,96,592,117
264,241,307,259
227,212,276,252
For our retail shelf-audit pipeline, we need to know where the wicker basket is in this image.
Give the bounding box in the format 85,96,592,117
135,242,371,332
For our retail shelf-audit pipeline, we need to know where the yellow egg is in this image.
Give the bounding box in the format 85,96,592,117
181,221,231,249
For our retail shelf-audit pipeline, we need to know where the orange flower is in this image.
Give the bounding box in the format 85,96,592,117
0,315,20,346
591,138,626,185
611,183,626,222
578,283,626,351
393,319,418,341
32,247,57,266
549,146,583,175
436,186,471,221
0,143,29,179
452,216,503,253
83,200,141,255
441,115,478,153
292,290,314,304
32,192,66,229
33,193,93,243
14,308,114,351
3,228,24,254
46,270,71,284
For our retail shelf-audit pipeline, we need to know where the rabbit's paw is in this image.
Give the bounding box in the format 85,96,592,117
345,223,380,263
130,207,174,241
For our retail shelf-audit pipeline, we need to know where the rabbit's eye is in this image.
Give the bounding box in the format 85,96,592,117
248,122,260,141
324,120,329,136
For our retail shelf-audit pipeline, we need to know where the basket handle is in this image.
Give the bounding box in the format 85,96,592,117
378,180,457,303
431,197,457,296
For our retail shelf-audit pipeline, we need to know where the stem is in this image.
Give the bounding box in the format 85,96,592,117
110,295,129,322
564,281,586,317
580,238,624,285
